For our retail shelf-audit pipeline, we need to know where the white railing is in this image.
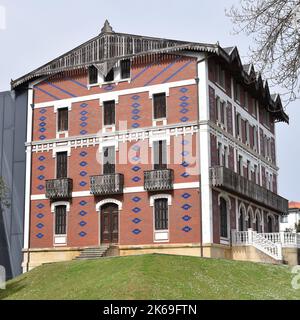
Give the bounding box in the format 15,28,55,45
260,232,300,247
232,229,282,261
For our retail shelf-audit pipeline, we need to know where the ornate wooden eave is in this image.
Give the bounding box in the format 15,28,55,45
11,20,288,123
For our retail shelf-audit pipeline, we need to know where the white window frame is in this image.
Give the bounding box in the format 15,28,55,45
51,201,70,247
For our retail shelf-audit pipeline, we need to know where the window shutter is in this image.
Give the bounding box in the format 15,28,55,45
155,199,168,230
104,101,115,126
103,146,115,174
55,205,66,235
153,93,166,119
56,152,68,179
58,108,68,132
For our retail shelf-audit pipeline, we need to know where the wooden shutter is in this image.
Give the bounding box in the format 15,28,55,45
55,205,66,235
58,108,68,132
121,59,131,79
103,146,115,174
153,93,166,119
154,199,168,230
153,140,167,170
104,100,115,126
56,152,68,179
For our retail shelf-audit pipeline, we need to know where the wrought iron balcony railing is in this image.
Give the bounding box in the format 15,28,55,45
45,178,73,199
210,166,288,214
90,173,124,196
144,169,174,191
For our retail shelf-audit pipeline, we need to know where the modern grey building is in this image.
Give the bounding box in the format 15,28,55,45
0,90,27,279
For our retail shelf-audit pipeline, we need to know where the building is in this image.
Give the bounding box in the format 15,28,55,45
280,202,300,232
12,21,298,271
0,90,27,279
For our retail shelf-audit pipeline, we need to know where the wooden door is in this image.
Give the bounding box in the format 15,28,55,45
101,204,119,244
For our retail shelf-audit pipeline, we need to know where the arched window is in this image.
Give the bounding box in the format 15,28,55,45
267,215,274,233
255,210,261,233
220,198,228,238
239,204,246,231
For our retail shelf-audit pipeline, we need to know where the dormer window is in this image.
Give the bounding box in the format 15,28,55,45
89,66,98,85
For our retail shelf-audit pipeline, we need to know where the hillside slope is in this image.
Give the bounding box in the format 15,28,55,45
0,254,299,300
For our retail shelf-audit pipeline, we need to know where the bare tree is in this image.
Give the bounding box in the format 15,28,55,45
227,0,300,104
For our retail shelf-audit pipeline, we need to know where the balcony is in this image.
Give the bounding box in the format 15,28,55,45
90,174,124,196
45,178,73,200
210,166,288,214
144,169,174,192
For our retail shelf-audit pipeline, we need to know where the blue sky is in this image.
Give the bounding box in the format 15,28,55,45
0,0,299,200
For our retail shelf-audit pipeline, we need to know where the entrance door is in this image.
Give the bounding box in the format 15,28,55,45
101,203,119,244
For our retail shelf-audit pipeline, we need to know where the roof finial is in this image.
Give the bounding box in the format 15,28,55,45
101,20,114,34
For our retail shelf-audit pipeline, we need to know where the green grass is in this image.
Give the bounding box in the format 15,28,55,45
1,254,299,300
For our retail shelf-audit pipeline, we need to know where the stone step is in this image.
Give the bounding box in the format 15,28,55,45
75,246,110,260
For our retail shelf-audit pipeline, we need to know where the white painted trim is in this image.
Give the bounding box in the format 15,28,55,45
52,145,71,158
149,194,172,207
34,79,196,110
51,201,70,213
54,103,72,113
96,198,123,211
23,86,34,253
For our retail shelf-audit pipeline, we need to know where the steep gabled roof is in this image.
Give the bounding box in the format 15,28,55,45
11,20,288,123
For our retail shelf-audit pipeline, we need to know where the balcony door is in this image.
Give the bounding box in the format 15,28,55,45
103,146,115,174
101,203,119,244
56,152,68,179
153,140,167,170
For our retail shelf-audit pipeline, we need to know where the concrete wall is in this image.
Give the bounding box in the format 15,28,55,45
0,90,27,279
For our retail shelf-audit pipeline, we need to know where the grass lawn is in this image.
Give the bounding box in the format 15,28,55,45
0,254,299,300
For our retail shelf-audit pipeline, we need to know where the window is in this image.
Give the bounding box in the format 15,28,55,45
223,146,228,168
153,140,167,170
103,146,115,174
253,126,258,151
153,93,167,119
55,205,67,235
217,143,222,166
280,215,288,223
220,198,228,238
247,160,251,180
120,59,131,79
56,152,68,179
88,66,98,85
103,100,115,126
244,91,249,110
216,97,226,127
239,207,246,231
245,121,250,144
104,68,114,82
216,64,225,88
236,113,241,137
254,165,259,184
154,198,168,230
57,108,68,132
235,82,241,102
238,155,243,176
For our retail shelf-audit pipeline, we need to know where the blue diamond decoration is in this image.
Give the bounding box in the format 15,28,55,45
39,135,46,140
181,172,190,178
180,96,189,102
132,95,140,100
80,161,87,167
37,185,44,191
131,102,141,108
39,116,47,121
80,181,87,187
36,223,44,229
182,193,191,199
36,213,44,219
39,128,46,133
80,116,88,121
39,109,47,114
104,85,115,91
132,156,140,162
180,102,190,107
132,115,141,121
80,103,88,108
80,171,87,177
39,122,46,127
180,108,189,114
132,176,141,183
37,203,44,209
180,117,189,123
80,151,87,157
36,233,44,239
132,207,141,214
132,123,140,129
80,122,88,127
79,210,87,216
180,88,188,93
79,201,87,206
182,140,189,145
80,130,88,135
182,226,192,233
38,175,45,181
132,166,141,172
132,145,140,151
80,110,88,116
182,151,189,157
79,231,87,237
38,156,46,161
182,215,192,222
38,165,45,171
181,161,190,168
79,221,87,227
132,196,141,203
132,229,141,235
132,218,142,224
132,109,140,115
182,204,192,211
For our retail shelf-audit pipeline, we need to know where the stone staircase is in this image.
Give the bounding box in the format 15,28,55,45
75,245,110,260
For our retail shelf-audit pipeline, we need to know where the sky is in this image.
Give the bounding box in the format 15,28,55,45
0,0,299,201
